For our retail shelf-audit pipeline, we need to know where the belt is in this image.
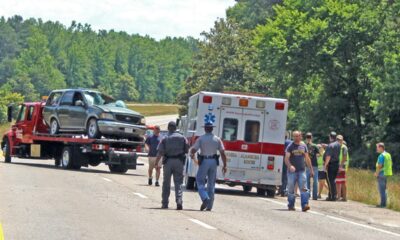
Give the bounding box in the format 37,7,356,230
202,155,216,159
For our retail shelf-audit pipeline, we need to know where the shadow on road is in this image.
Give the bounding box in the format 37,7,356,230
3,161,145,176
143,207,200,212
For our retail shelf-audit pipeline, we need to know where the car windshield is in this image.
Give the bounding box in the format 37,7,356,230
84,91,115,106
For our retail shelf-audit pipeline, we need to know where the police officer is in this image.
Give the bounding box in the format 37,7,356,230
156,121,189,210
190,122,227,211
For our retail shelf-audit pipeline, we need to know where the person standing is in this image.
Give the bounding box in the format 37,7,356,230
324,132,341,201
305,132,319,200
280,133,293,197
156,121,189,210
190,122,227,211
336,135,349,201
374,142,393,208
317,144,327,199
145,125,161,186
285,131,314,212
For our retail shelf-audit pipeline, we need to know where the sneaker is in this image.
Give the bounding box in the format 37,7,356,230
302,205,310,212
161,205,168,209
340,198,347,202
200,199,209,211
312,198,318,201
177,204,183,210
288,207,296,211
206,209,212,211
148,178,153,186
155,181,160,187
326,197,336,201
318,194,322,199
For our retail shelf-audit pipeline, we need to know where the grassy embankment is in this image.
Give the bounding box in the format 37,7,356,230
126,103,180,117
347,168,400,211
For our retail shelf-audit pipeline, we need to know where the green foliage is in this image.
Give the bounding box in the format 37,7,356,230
0,85,24,123
0,16,197,116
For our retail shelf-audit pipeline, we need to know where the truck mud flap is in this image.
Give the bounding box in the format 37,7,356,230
108,150,137,169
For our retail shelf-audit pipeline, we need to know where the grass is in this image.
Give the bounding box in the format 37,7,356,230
347,168,400,211
0,122,11,137
126,103,180,117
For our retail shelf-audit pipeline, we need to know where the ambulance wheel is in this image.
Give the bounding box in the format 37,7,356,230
256,188,266,196
242,185,252,193
3,138,11,163
266,189,276,198
185,176,196,190
61,146,74,169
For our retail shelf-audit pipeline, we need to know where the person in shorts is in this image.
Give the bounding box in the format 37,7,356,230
317,144,327,199
145,125,162,186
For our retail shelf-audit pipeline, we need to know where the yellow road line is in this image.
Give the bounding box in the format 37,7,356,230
0,223,4,240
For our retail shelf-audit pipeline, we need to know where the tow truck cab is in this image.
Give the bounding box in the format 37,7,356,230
2,102,144,173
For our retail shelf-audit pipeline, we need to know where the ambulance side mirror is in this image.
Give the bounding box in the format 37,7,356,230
7,105,13,122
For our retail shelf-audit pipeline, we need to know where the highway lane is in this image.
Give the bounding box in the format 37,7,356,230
0,114,399,240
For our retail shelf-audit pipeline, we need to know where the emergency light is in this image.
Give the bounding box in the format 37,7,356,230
239,98,249,107
203,95,213,103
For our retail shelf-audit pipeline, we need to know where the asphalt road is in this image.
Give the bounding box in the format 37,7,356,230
1,115,399,240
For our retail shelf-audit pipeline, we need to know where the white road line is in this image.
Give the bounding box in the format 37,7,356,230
189,218,217,230
258,198,400,238
102,177,112,182
133,192,148,199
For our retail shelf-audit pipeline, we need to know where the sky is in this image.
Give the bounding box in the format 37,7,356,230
0,0,236,40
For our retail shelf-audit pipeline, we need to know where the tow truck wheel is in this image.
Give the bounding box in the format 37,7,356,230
108,164,128,173
256,188,266,196
50,119,60,135
185,176,195,190
87,118,100,139
61,147,74,169
3,138,11,163
242,185,252,193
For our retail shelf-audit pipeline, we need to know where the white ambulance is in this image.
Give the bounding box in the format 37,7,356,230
182,91,288,197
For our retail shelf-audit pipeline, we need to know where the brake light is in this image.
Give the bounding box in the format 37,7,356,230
275,102,285,110
239,98,249,107
267,156,275,170
203,96,212,103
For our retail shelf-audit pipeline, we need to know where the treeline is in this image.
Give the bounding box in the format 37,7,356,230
179,0,400,170
0,15,197,107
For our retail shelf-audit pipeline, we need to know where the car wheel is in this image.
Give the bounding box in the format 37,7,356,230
87,118,100,139
3,138,11,163
50,118,60,135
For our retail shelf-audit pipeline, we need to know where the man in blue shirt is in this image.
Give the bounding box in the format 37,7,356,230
280,133,292,197
145,125,161,186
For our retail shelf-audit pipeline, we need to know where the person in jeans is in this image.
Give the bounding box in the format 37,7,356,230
280,133,293,197
284,131,314,212
305,132,319,200
317,144,328,199
374,142,393,208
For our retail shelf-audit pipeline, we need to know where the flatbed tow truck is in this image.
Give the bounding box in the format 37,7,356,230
1,101,145,173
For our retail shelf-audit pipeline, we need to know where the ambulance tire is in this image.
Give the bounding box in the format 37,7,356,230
256,188,266,196
242,186,252,193
3,138,11,163
185,176,196,190
266,189,276,198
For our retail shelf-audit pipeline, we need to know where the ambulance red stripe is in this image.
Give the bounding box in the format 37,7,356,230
222,141,285,156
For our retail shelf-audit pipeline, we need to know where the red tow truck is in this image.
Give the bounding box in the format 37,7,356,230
1,101,145,173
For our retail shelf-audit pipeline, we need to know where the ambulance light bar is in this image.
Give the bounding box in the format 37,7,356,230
203,95,213,103
275,102,285,110
222,97,231,105
256,100,265,108
239,98,248,107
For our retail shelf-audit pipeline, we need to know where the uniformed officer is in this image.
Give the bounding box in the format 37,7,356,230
190,122,227,211
156,121,189,210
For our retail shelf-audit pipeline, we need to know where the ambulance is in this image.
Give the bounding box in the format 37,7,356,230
182,91,288,197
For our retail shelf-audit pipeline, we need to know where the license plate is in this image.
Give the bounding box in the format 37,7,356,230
124,128,133,133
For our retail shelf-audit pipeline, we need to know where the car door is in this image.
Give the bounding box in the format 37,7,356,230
58,91,74,128
69,91,87,129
